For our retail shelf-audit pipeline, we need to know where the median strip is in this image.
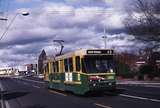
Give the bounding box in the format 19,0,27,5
94,103,112,108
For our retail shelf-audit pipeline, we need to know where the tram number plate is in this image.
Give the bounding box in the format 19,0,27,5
65,73,73,81
107,76,114,80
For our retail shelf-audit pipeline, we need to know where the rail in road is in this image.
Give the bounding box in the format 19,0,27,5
0,77,160,108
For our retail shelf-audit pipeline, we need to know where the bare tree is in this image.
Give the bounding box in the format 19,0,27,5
124,0,160,50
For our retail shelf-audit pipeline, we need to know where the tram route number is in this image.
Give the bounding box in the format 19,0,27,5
87,50,113,54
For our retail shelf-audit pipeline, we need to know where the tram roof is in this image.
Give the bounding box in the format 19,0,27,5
45,49,114,61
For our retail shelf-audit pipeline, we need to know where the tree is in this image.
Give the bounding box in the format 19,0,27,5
124,0,160,50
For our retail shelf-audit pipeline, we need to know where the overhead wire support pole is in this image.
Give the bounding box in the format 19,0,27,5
53,40,64,56
102,26,107,49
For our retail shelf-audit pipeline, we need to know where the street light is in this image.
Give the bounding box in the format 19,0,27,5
0,18,7,21
0,12,8,21
21,11,30,16
0,11,29,41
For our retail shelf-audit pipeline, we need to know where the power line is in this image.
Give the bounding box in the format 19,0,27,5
0,14,18,41
0,11,29,41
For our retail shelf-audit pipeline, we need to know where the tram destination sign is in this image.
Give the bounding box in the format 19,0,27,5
87,50,114,54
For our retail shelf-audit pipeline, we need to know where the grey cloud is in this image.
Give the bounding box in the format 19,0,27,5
65,0,110,7
0,1,144,66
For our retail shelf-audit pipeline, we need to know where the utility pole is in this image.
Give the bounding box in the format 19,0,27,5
102,26,107,49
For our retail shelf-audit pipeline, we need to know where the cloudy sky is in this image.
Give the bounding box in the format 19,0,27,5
0,0,146,67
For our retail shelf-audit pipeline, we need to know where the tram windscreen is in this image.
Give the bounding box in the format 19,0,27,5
83,55,114,73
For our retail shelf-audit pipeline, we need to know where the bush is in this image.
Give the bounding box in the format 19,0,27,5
139,64,153,74
116,61,132,78
139,64,155,78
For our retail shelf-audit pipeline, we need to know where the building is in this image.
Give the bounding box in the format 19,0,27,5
26,64,37,73
38,49,47,74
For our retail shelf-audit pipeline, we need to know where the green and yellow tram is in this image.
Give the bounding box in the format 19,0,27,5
43,49,116,95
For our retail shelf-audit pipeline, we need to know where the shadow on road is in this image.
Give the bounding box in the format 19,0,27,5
3,91,30,100
47,88,126,98
83,88,126,97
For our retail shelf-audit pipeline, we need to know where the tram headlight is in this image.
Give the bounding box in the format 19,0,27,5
110,69,113,73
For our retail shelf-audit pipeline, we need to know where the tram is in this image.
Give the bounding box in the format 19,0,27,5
43,49,116,95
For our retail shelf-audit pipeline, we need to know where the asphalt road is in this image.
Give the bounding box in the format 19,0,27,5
0,77,160,108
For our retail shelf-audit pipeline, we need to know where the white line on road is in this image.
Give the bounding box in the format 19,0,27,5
0,82,4,91
0,82,5,108
94,103,112,108
5,100,11,108
49,90,67,96
23,82,28,85
32,85,41,89
0,93,5,108
120,94,160,103
0,82,9,108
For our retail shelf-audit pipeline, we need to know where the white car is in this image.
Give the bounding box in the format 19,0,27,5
38,74,44,79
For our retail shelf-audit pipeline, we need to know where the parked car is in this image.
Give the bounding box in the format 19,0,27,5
37,74,44,79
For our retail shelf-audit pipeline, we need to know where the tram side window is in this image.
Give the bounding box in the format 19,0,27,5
81,58,86,73
76,56,80,71
64,59,68,72
60,60,63,72
69,58,73,72
52,62,56,72
56,61,59,72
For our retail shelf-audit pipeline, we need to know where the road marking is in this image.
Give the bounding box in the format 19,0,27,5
0,92,5,108
19,78,45,84
5,101,11,108
94,103,112,108
49,90,67,97
23,82,28,85
120,94,160,103
0,82,4,91
32,85,41,89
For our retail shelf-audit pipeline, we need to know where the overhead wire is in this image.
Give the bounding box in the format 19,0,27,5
0,13,18,41
0,0,10,41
